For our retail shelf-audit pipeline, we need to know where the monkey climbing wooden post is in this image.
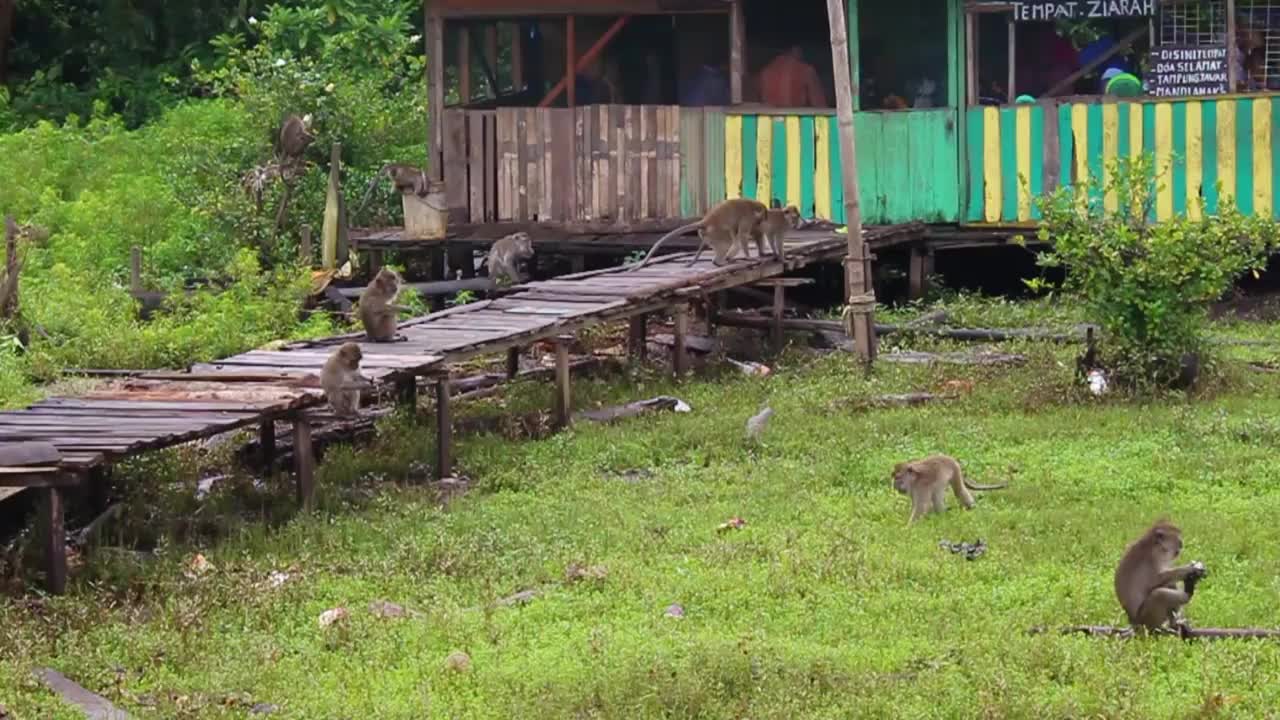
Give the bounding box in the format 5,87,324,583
672,305,690,377
825,0,875,363
628,314,648,362
292,415,315,511
434,371,453,479
553,335,572,429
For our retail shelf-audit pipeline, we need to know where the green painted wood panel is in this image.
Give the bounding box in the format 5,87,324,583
1086,104,1104,205
1273,97,1280,219
771,117,787,207
881,114,913,222
679,108,704,216
1000,107,1018,222
967,107,985,221
799,115,816,217
829,116,845,224
1202,100,1218,215
740,116,758,201
853,112,882,222
703,109,726,211
1171,102,1187,217
1236,98,1254,216
1029,106,1044,220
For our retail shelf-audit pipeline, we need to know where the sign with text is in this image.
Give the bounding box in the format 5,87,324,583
1150,45,1229,97
1012,1,1155,21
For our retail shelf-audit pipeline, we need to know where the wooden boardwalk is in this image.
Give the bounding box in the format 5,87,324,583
0,224,915,593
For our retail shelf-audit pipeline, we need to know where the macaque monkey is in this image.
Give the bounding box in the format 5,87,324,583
1114,520,1208,634
320,342,373,417
891,454,1008,525
483,232,535,286
629,198,768,271
275,113,314,163
752,205,800,261
354,163,431,216
357,267,411,342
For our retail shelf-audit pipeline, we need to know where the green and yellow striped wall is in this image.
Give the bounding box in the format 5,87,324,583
966,96,1280,223
720,109,962,225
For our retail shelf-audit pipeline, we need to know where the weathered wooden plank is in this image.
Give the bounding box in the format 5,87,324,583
575,107,589,221
550,108,571,221
443,110,469,220
540,107,554,221
468,112,487,224
515,108,529,221
485,112,498,222
644,105,657,219
703,109,726,210
612,105,626,221
497,108,513,220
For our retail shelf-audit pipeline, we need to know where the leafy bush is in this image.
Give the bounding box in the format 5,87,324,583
1031,153,1279,388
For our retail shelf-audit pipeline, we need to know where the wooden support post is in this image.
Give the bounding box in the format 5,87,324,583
511,22,524,90
965,11,977,106
826,0,875,363
729,0,744,104
427,6,445,179
569,254,586,274
538,16,629,107
771,283,785,352
707,292,725,336
1227,0,1239,91
485,24,499,93
459,24,472,104
259,420,276,470
672,305,690,377
429,246,446,312
1007,16,1016,102
42,485,66,595
506,346,521,378
396,376,418,412
300,224,313,267
434,373,453,479
129,246,142,294
911,247,935,300
628,314,648,362
367,249,385,275
566,16,576,107
293,416,315,511
553,335,572,429
448,246,474,279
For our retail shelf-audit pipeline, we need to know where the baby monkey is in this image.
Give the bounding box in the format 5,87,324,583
891,454,1008,525
752,205,801,262
320,342,374,417
358,267,411,342
629,198,769,271
1114,519,1207,635
483,232,535,286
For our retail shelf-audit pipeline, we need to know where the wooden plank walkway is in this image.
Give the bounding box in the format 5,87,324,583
0,223,918,594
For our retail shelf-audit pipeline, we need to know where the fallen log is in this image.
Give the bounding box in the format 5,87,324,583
34,668,132,719
881,350,1026,366
574,395,691,424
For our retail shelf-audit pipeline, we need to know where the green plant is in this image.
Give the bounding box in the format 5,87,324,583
1033,152,1279,388
448,289,477,307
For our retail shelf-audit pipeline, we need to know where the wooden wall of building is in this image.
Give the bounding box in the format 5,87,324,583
966,95,1280,225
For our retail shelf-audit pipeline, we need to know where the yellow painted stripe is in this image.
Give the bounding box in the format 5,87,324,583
1154,103,1173,220
1071,104,1089,212
1186,101,1203,220
1254,99,1272,217
1129,103,1144,158
785,116,802,210
814,118,831,218
1015,105,1032,222
725,115,743,198
755,116,773,201
1102,103,1119,213
1217,101,1236,206
982,106,1001,223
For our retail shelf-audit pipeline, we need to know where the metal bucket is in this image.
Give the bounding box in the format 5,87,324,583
402,180,448,240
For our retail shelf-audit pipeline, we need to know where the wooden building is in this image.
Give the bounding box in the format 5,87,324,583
425,0,1280,231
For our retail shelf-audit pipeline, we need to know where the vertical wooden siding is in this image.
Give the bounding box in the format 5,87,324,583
966,96,1280,223
723,109,961,224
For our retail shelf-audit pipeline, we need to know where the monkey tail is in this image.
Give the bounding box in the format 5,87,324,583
353,164,391,218
963,478,1009,491
628,222,702,271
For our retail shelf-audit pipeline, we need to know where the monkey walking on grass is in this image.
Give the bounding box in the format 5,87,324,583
890,454,1008,525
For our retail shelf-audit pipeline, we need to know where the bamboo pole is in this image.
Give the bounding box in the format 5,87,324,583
824,0,874,362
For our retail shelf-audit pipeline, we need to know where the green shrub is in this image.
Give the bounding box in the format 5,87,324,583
1031,153,1279,388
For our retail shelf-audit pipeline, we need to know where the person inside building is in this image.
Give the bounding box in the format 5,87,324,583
757,45,828,107
679,47,730,106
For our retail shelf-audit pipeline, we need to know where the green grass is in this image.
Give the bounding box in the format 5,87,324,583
5,313,1280,718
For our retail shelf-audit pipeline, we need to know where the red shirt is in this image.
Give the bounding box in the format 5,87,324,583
757,54,828,107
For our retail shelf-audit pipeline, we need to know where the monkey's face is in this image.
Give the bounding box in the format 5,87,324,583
339,343,362,368
782,206,801,226
1152,526,1183,559
375,268,402,291
891,464,914,494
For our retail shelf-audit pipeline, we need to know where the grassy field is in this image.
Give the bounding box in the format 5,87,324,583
5,297,1280,718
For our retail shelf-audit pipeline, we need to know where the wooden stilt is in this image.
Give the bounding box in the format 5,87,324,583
367,249,385,275
448,246,475,279
554,335,572,428
569,255,586,274
429,246,446,312
672,305,690,377
292,416,315,511
909,246,934,300
396,376,418,412
506,346,521,378
771,283,785,351
43,485,66,595
434,373,453,479
258,420,276,469
629,314,648,362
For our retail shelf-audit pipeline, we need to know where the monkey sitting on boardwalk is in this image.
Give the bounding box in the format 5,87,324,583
357,267,411,342
320,342,374,417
